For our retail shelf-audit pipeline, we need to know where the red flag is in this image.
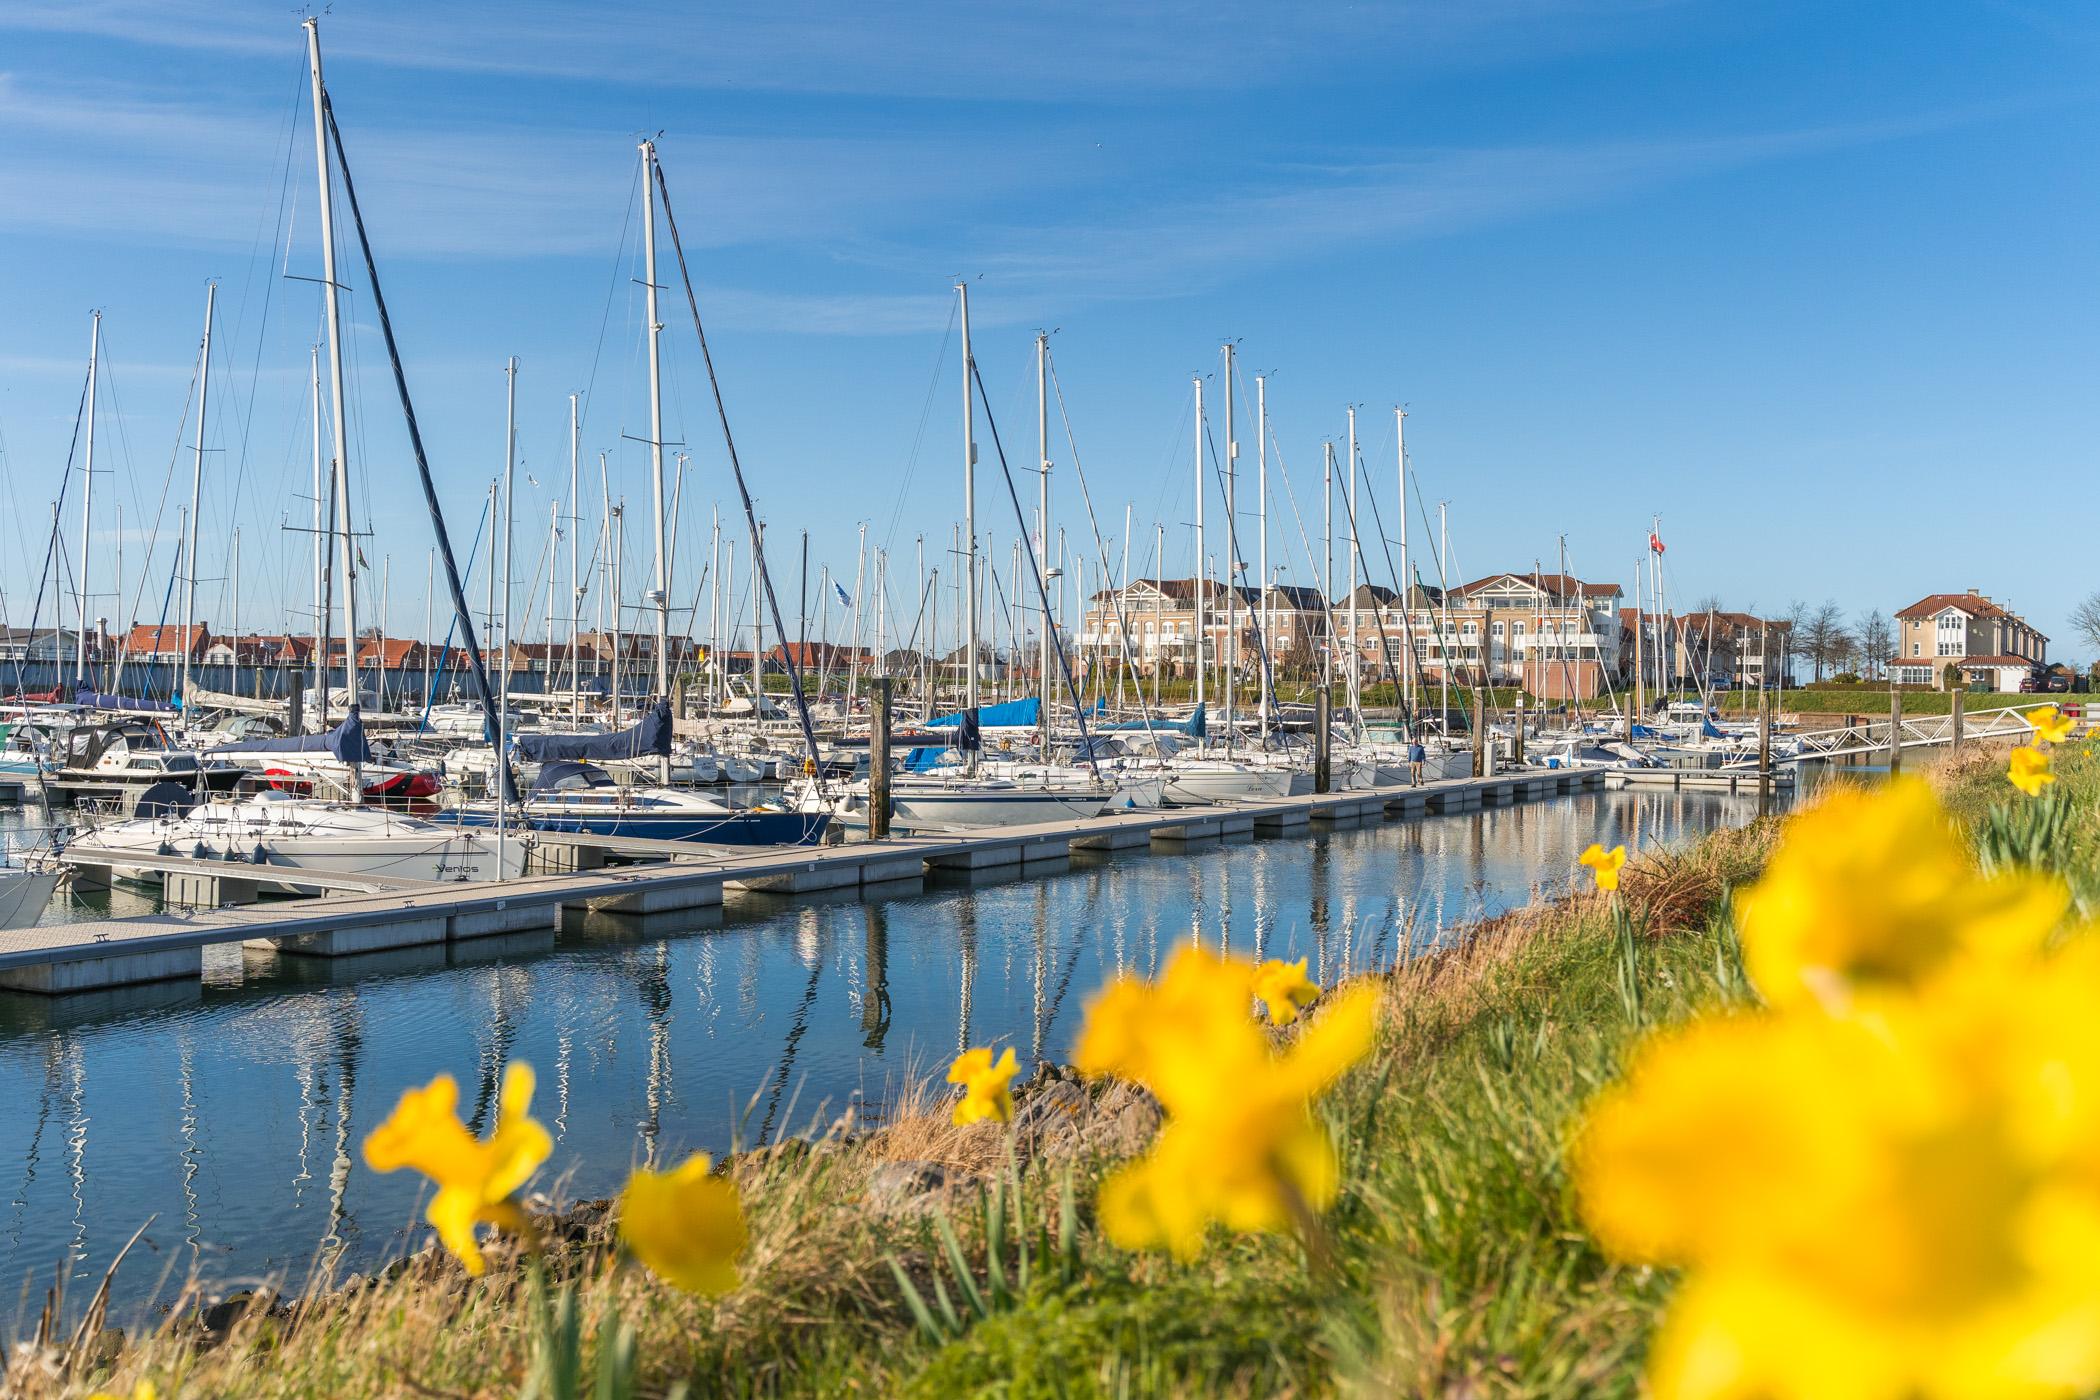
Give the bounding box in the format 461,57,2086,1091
1648,531,1665,555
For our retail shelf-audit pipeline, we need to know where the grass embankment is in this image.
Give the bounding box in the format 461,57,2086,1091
33,748,2081,1399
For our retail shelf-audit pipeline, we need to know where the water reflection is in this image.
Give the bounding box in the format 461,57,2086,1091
0,787,1768,1317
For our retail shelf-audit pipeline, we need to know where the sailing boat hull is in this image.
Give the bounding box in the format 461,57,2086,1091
515,807,830,848
0,868,59,930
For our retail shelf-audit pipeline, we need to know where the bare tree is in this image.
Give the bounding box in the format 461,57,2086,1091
2072,591,2100,656
1798,600,1850,683
1856,611,1894,680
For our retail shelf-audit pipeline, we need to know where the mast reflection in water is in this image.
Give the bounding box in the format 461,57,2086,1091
0,787,1768,1316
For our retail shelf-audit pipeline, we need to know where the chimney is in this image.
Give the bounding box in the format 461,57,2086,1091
1967,587,1981,596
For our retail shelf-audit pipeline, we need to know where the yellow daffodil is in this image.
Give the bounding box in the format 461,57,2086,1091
1076,945,1377,1258
1577,945,2100,1400
2027,705,2075,745
2010,744,2057,797
88,1384,155,1400
362,1061,552,1276
618,1153,747,1296
947,1046,1019,1125
1580,842,1628,892
1733,778,2064,1009
1251,957,1321,1026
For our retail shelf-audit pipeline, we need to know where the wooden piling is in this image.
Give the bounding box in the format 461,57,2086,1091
1889,689,1903,773
1951,686,1965,750
1314,688,1332,794
870,677,893,839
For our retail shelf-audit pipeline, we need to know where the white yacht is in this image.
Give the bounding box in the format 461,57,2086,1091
64,793,526,895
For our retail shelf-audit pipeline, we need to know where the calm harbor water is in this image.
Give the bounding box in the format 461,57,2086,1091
0,786,1771,1320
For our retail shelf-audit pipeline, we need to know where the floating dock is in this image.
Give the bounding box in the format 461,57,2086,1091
2,768,1609,994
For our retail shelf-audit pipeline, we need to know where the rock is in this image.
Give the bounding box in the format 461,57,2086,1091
1013,1078,1092,1157
200,1288,278,1334
1082,1081,1162,1158
863,1159,974,1216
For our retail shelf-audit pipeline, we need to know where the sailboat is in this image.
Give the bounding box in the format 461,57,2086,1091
826,283,1113,835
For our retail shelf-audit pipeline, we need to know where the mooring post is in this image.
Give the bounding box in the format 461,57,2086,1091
1757,689,1773,816
1313,687,1332,794
1950,685,1965,750
1472,684,1489,778
1512,691,1526,765
870,676,893,839
1889,688,1903,774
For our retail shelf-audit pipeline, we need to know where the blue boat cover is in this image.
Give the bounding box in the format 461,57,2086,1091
528,760,619,795
926,696,1039,730
210,708,374,764
1628,722,1658,739
74,688,175,714
1700,716,1727,739
1100,701,1205,738
511,701,673,762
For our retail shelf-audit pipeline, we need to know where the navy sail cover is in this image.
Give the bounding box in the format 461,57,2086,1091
208,709,374,764
511,701,673,762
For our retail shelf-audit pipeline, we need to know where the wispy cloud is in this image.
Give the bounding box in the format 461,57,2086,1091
0,0,1691,98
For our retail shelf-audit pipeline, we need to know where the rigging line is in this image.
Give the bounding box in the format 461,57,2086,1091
879,300,957,564
1047,354,1164,743
649,157,827,784
324,97,507,753
577,160,643,442
1197,386,1281,728
1348,445,1421,731
6,372,89,694
966,355,1101,777
110,346,199,684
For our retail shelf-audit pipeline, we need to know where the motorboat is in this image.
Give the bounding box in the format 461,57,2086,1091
48,721,244,803
64,792,526,894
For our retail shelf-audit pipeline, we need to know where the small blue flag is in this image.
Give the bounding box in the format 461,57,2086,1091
834,581,852,607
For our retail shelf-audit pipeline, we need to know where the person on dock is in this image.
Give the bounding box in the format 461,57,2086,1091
1409,739,1426,786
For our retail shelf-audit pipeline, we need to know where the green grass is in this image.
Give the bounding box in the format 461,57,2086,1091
1712,687,2053,717
51,751,2082,1398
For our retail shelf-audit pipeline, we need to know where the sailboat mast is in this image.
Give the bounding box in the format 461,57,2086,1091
182,282,215,707
500,356,517,857
77,311,100,690
305,17,360,748
957,282,981,733
1256,373,1268,737
640,141,673,786
568,391,581,728
1192,376,1206,710
1322,441,1334,695
1036,330,1052,755
1345,405,1358,720
1396,407,1411,717
1221,344,1236,751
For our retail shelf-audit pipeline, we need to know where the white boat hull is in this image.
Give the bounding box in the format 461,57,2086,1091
886,785,1110,833
0,868,59,930
1160,765,1294,805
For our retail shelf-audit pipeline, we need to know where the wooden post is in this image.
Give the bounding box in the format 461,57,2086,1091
1950,685,1965,750
1757,689,1773,815
1888,688,1903,774
870,677,893,839
1313,687,1332,794
1512,692,1526,765
1472,684,1489,778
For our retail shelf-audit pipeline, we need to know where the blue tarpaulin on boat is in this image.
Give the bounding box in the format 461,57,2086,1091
210,709,374,764
74,688,176,714
511,701,673,762
1100,702,1205,738
1700,716,1727,739
903,746,954,773
1628,722,1658,739
926,696,1040,730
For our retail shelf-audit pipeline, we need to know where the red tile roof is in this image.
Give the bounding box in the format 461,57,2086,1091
1895,592,2008,621
1452,573,1618,600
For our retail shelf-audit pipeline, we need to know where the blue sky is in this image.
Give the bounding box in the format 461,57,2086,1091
0,0,2094,660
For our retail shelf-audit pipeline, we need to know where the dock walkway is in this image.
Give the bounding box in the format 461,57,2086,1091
2,767,1607,994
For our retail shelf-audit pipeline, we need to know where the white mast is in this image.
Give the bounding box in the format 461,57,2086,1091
231,527,241,699
640,140,672,783
182,282,215,707
1221,344,1237,752
1036,330,1052,755
957,282,981,749
1345,405,1359,723
499,356,517,871
76,310,100,690
1396,407,1411,717
307,18,362,800
309,345,326,727
1256,373,1269,737
1192,376,1206,710
568,391,581,728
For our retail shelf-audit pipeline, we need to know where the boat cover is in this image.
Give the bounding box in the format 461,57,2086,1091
74,688,176,714
209,708,374,764
1099,701,1205,738
511,701,672,762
